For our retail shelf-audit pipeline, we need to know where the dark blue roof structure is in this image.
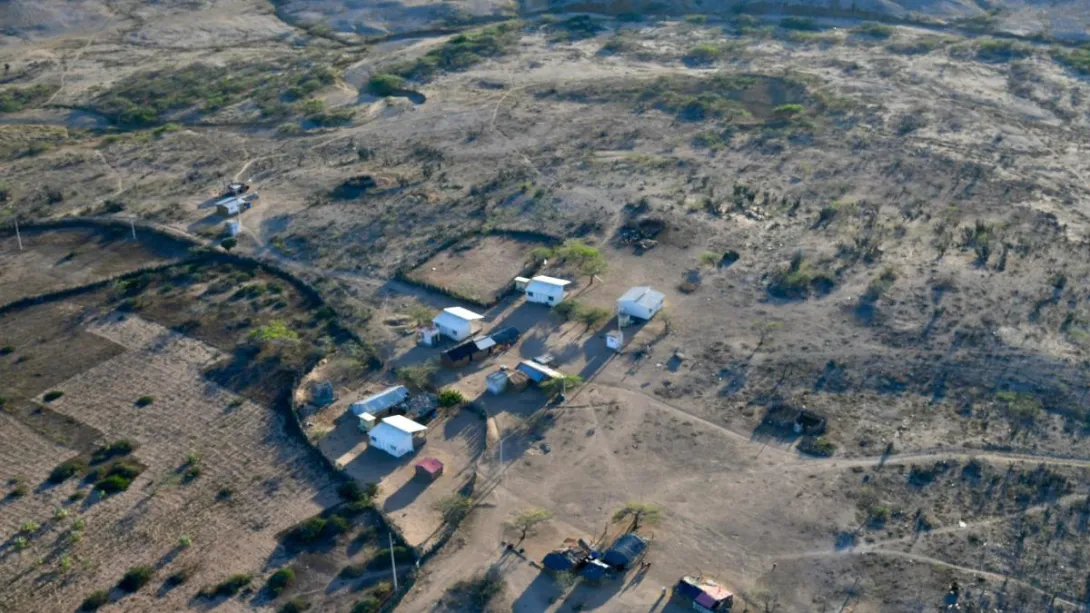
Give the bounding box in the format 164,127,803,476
602,533,648,569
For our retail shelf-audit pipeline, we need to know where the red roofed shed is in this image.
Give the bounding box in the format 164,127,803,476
415,457,444,481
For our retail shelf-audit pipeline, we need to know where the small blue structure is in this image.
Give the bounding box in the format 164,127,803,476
602,533,648,570
488,326,521,347
516,360,563,384
543,549,584,572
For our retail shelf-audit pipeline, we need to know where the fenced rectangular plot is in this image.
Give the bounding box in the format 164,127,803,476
405,235,546,305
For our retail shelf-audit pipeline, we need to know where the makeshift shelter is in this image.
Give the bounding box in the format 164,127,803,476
418,325,441,347
215,196,250,217
580,559,611,581
440,335,497,367
675,576,734,612
516,360,564,384
525,275,571,306
488,326,520,348
602,533,648,570
414,457,444,481
542,549,583,572
404,393,438,422
617,286,666,321
486,369,509,395
368,415,427,458
352,386,409,432
433,307,484,342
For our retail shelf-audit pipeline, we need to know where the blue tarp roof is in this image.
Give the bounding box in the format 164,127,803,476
489,326,520,345
602,533,647,569
351,386,408,416
542,550,581,572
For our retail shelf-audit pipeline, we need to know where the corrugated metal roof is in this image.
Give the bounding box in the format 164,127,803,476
530,275,572,287
350,386,409,416
442,306,484,321
473,336,496,351
382,415,427,434
517,360,564,382
618,286,665,308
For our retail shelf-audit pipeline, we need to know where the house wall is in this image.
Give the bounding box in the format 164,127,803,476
526,285,565,306
437,321,472,341
619,299,662,320
369,432,412,457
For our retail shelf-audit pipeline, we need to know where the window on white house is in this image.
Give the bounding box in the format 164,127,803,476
528,292,535,298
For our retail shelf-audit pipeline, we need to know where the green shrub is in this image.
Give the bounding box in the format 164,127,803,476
768,253,835,299
438,389,465,408
337,480,368,503
368,74,405,96
548,14,605,42
976,38,1031,61
9,482,29,498
684,43,726,65
393,22,520,82
43,390,64,402
80,590,110,611
367,546,414,570
797,435,837,457
0,344,13,355
351,597,380,613
281,598,311,613
93,459,143,494
447,570,505,607
90,440,134,464
780,16,819,31
772,104,804,118
203,573,253,598
95,474,132,494
267,567,296,595
179,535,192,548
397,361,438,390
49,458,87,483
221,237,238,251
434,495,473,523
19,520,40,533
0,84,57,113
852,22,893,39
135,395,154,407
250,320,299,343
118,565,154,592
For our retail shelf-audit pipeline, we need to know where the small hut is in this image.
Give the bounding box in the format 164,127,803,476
414,457,444,481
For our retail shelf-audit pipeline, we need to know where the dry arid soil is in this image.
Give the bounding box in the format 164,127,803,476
4,1,1090,612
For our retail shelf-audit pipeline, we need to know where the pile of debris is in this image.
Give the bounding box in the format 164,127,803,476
617,217,665,253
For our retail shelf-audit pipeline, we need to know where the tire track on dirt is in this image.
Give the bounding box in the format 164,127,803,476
773,547,1080,608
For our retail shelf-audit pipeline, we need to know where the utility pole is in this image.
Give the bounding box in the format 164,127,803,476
389,531,398,591
130,217,136,240
14,218,22,251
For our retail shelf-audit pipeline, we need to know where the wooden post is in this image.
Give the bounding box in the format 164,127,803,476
15,218,22,250
389,531,398,591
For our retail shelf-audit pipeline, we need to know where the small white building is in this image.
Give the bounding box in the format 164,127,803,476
617,286,666,321
432,307,484,342
525,275,571,306
368,415,428,458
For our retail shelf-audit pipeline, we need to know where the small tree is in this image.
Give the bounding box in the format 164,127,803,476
434,495,473,524
118,565,154,592
438,389,465,408
576,305,611,331
266,567,296,595
540,374,582,398
558,240,607,283
510,509,552,545
612,502,661,531
221,237,237,251
404,304,435,327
